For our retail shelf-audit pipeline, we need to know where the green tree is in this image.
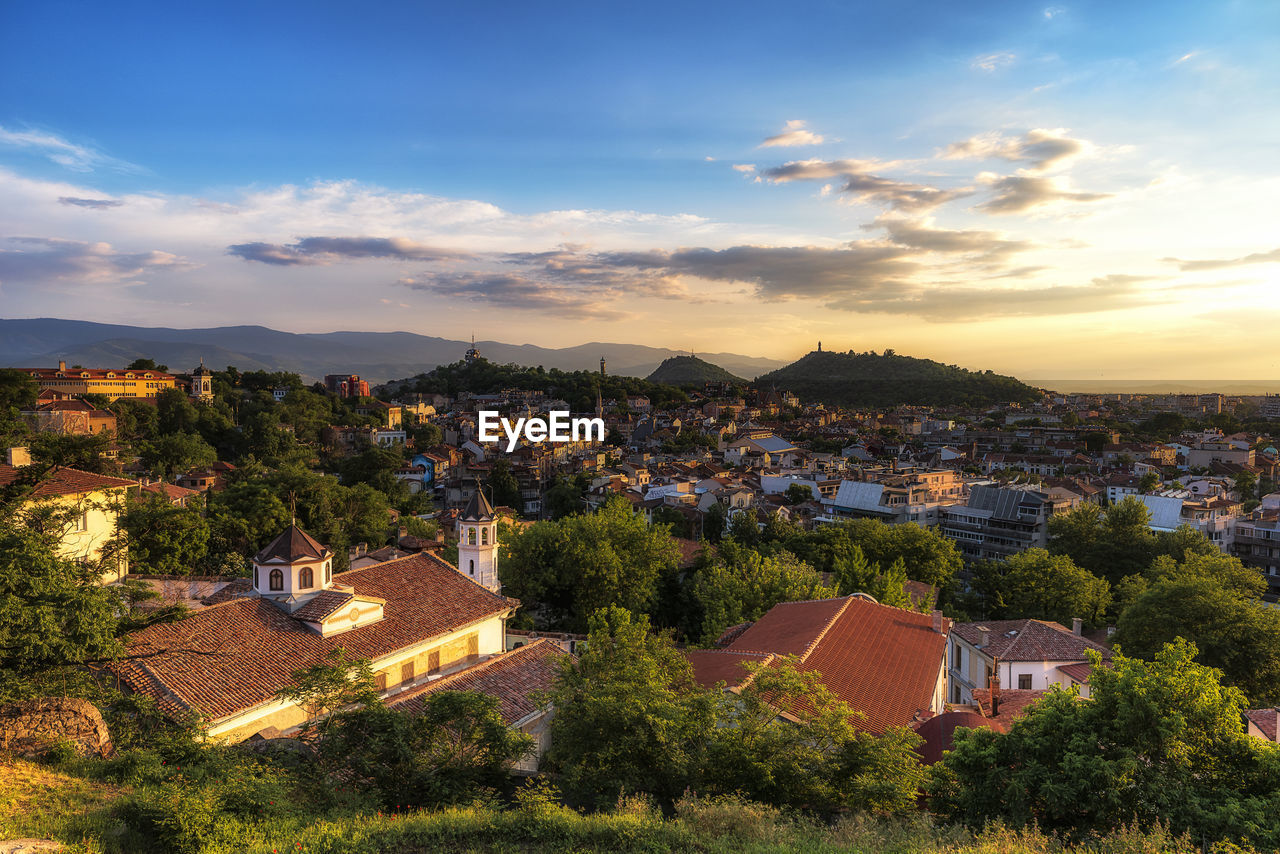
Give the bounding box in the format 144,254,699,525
501,497,678,630
545,606,716,809
940,640,1280,849
0,515,125,700
121,493,210,575
1113,557,1280,705
0,368,38,411
410,421,443,449
686,544,834,643
140,432,217,479
485,457,522,510
545,474,587,520
705,656,926,816
1137,470,1161,493
155,387,200,435
995,548,1111,626
1048,496,1158,583
27,431,117,474
785,483,815,505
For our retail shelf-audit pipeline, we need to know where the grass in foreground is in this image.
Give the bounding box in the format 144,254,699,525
0,754,1251,854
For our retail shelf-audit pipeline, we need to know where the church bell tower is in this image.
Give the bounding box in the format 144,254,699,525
457,488,499,592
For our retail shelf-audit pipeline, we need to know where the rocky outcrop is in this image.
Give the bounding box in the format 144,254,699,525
0,698,112,758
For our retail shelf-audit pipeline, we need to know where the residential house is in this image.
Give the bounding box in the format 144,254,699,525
948,618,1111,705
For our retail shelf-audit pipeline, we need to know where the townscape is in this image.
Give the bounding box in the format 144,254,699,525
2,340,1280,852
5,1,1280,851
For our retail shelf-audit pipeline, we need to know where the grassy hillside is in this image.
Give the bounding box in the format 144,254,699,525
646,355,745,386
757,349,1041,408
0,754,1226,854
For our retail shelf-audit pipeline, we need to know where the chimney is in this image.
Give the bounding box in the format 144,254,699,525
58,360,66,372
977,626,990,648
990,669,1001,718
1072,617,1083,636
5,447,32,468
931,609,945,634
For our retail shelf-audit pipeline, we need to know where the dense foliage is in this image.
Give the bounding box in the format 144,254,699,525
381,358,689,411
645,354,746,386
939,640,1280,849
755,349,1041,408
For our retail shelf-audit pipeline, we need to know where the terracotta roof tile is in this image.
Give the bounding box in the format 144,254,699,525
389,638,564,724
1245,708,1279,742
685,650,773,689
114,552,516,722
725,596,949,734
0,463,136,498
254,525,330,563
914,710,1006,765
291,590,355,622
953,619,1111,662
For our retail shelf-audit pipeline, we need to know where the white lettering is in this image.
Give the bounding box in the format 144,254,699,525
503,417,525,453
549,410,570,441
573,416,605,442
476,410,602,449
478,410,501,444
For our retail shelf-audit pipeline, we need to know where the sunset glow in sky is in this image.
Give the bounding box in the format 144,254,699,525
1,1,1278,380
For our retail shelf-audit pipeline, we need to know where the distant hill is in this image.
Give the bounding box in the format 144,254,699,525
756,349,1042,408
0,318,785,383
645,355,745,386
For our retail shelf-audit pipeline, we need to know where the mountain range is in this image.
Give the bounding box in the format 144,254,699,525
0,318,786,383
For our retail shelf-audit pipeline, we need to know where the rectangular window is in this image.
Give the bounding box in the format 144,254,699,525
1018,674,1032,690
74,511,89,532
428,650,440,673
374,672,387,691
401,661,415,684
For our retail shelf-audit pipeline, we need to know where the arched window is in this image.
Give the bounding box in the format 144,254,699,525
467,527,476,545
299,567,314,589
480,527,488,545
269,569,284,591
254,567,259,588
469,560,475,576
324,561,331,583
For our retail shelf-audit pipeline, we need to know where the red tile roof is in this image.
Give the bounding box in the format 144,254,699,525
914,710,1006,765
717,596,949,734
1245,708,1279,742
139,482,200,502
113,551,516,722
972,688,1049,726
255,525,330,563
685,650,773,689
0,463,136,498
953,619,1111,662
290,590,356,622
390,638,564,724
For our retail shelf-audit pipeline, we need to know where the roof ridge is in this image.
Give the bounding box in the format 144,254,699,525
796,596,854,664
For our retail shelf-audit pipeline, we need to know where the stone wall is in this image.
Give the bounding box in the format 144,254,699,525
0,698,112,758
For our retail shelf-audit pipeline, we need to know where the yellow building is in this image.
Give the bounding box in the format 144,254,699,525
113,524,558,754
0,455,136,583
23,360,177,401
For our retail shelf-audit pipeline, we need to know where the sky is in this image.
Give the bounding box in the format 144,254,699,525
1,0,1278,381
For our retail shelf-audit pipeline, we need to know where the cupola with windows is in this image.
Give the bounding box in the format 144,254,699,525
251,523,335,608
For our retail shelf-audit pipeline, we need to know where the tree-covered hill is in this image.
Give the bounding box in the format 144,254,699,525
379,359,689,411
756,349,1041,408
646,355,745,387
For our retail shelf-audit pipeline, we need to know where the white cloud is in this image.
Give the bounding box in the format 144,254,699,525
971,52,1016,72
760,120,825,148
0,126,142,173
942,128,1092,172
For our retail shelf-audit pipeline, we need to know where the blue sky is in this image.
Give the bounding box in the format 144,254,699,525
2,0,1278,378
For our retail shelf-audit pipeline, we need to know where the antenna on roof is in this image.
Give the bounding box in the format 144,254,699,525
288,491,297,526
